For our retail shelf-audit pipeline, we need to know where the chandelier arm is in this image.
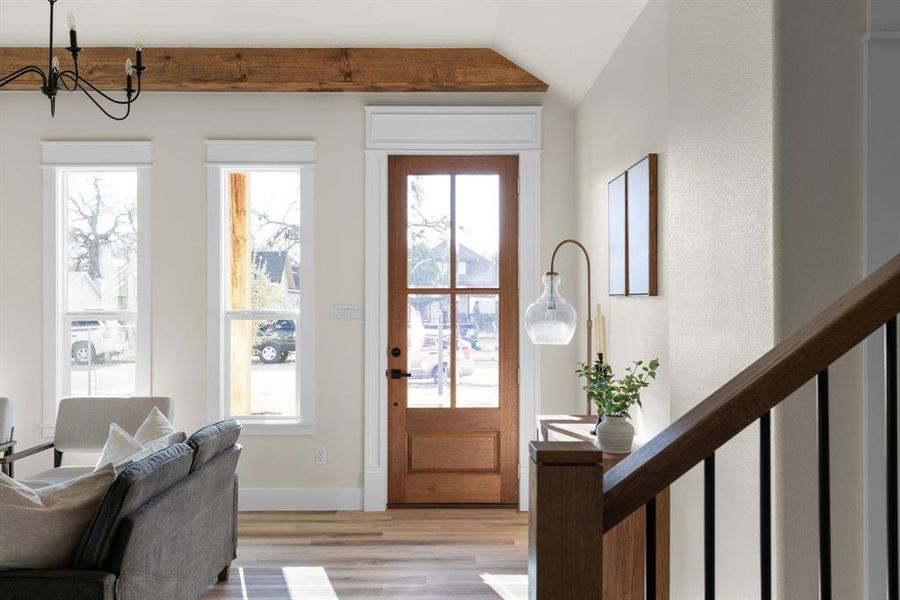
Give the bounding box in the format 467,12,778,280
62,74,133,121
0,66,48,88
59,71,137,106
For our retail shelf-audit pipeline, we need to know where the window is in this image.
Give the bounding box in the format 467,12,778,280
42,142,151,435
207,141,315,434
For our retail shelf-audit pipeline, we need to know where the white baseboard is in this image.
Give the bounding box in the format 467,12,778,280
239,487,363,511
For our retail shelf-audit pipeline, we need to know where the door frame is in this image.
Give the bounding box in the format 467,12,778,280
364,106,542,511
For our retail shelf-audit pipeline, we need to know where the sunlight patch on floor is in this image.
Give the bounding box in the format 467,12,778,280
481,573,528,600
236,566,338,600
283,567,339,600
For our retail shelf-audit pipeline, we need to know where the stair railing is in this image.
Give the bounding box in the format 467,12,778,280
529,253,900,599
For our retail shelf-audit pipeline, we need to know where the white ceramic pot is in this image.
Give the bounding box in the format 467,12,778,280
595,415,635,454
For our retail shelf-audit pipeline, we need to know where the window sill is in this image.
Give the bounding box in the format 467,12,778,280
236,419,317,436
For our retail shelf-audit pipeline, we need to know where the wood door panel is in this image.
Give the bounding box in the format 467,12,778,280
408,433,499,472
388,155,518,505
405,473,502,503
406,409,500,432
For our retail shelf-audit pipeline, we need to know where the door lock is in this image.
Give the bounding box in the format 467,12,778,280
387,368,412,379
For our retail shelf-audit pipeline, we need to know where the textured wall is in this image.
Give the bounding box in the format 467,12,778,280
576,2,775,597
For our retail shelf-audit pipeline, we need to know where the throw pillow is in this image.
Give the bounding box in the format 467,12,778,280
128,430,187,463
133,406,176,445
95,423,143,470
0,465,115,569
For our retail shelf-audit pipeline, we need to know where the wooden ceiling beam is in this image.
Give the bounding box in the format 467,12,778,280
0,47,548,93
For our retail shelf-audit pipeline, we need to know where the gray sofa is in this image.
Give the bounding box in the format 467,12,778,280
0,419,242,600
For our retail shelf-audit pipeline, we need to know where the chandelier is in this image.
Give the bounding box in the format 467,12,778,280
0,0,144,120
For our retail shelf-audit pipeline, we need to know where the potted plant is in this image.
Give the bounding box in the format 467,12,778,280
576,356,660,453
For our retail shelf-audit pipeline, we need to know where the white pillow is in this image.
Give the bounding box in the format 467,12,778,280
0,465,115,569
133,406,176,445
95,423,143,470
127,430,187,463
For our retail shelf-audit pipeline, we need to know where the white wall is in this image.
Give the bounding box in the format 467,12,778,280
864,0,900,596
576,2,775,597
773,1,866,598
0,91,578,502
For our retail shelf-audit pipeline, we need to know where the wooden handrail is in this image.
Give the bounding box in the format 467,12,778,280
602,253,900,532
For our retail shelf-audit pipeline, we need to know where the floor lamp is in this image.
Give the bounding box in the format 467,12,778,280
524,238,594,415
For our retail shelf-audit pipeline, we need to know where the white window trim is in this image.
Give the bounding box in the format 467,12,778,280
363,106,542,511
206,140,316,436
41,141,152,438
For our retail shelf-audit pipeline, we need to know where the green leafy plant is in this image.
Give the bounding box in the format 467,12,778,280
576,356,660,418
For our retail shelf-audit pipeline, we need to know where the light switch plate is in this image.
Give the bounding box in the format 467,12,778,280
334,304,364,323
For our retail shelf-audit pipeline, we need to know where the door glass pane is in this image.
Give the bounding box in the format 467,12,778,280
455,174,499,288
69,319,136,396
228,170,302,310
230,319,297,417
65,170,138,311
407,295,451,408
407,175,451,288
456,295,499,408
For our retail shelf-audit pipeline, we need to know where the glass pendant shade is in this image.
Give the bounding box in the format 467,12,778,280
525,273,577,345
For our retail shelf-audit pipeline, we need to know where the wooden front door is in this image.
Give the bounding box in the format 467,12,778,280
387,155,519,505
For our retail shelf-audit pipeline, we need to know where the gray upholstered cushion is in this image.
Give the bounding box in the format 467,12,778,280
0,397,12,443
73,443,193,570
186,419,242,472
0,570,115,600
54,397,174,453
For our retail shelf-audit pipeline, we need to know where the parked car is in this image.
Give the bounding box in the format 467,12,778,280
70,320,129,365
254,320,296,364
408,335,474,382
458,322,480,349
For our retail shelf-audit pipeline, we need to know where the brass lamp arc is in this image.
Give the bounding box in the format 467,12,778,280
525,238,594,414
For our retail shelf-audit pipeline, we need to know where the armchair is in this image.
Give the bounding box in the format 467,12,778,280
0,397,14,477
0,396,173,484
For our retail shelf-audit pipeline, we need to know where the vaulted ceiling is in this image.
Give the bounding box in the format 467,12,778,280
0,0,648,105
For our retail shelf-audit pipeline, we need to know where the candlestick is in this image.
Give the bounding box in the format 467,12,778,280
595,303,607,362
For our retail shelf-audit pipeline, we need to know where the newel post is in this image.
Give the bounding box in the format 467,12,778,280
528,441,604,600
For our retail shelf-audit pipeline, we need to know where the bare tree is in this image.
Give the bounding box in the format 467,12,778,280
67,176,136,281
252,199,300,254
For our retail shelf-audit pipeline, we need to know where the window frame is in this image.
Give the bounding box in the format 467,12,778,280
206,141,316,435
41,141,152,438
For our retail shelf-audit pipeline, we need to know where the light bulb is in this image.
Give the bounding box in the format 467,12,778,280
135,36,143,52
524,273,577,345
51,56,60,72
125,58,134,76
67,12,76,32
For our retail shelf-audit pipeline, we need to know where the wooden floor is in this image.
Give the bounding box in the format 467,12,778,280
200,509,528,600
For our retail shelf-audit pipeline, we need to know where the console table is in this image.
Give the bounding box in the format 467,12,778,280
536,415,669,600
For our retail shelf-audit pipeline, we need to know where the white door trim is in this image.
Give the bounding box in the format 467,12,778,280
363,106,542,511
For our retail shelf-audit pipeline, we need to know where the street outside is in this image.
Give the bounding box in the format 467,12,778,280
71,356,298,417
408,334,499,408
71,336,501,412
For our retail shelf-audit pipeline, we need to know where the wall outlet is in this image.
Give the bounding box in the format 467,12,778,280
314,447,327,465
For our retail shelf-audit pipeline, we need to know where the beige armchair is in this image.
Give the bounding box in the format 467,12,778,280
0,398,13,477
0,396,173,484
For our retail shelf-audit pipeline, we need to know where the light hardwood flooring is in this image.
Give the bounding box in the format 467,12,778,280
201,509,528,600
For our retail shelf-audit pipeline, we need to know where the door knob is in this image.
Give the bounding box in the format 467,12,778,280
387,368,411,379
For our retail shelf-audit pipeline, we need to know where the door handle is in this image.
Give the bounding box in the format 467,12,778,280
387,368,412,379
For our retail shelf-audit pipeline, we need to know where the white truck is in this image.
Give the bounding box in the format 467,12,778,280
70,320,129,365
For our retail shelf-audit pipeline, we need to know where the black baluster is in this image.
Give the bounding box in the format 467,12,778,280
646,496,657,600
705,453,715,600
818,369,832,600
887,316,898,600
760,411,772,600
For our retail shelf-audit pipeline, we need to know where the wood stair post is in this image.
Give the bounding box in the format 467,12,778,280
529,441,604,600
